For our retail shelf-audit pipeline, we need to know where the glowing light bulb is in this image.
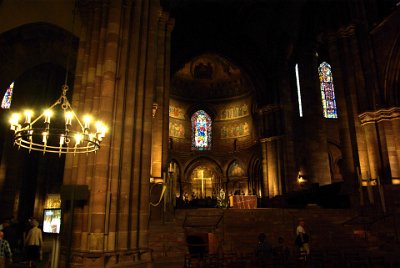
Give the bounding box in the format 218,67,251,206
44,110,53,123
75,133,83,146
65,111,73,125
9,113,20,130
24,110,33,124
83,115,91,129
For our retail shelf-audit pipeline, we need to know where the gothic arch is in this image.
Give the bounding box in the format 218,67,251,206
181,157,225,199
183,157,224,182
248,155,263,196
384,33,400,106
226,159,246,179
0,22,78,91
0,22,77,222
327,141,343,182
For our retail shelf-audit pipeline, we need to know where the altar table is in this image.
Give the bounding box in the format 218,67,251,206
229,195,257,208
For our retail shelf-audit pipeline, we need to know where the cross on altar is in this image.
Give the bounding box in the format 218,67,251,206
194,169,212,198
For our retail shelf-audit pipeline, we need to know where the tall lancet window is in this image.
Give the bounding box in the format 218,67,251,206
1,81,14,109
191,110,212,150
318,62,338,118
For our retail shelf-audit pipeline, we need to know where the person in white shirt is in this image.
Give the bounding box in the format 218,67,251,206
296,219,310,258
24,219,43,267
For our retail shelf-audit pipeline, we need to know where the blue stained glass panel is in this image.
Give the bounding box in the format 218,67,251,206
191,110,212,150
318,62,338,118
1,81,14,109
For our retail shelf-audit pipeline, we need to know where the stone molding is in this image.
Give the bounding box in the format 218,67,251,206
258,104,280,115
260,135,284,143
359,107,400,125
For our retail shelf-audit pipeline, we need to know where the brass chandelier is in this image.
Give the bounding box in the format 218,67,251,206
9,84,107,155
8,2,107,156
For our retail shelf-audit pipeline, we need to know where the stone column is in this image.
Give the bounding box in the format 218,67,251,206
297,49,331,185
392,115,400,182
260,139,269,199
150,10,175,220
325,26,359,189
259,105,284,198
360,119,380,180
360,108,400,184
260,136,283,197
61,0,164,267
278,70,297,192
151,11,169,179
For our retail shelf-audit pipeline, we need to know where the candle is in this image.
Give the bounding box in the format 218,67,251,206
65,111,73,125
60,135,65,145
42,132,48,143
44,110,52,124
24,110,33,124
75,133,82,146
83,115,91,129
9,113,20,130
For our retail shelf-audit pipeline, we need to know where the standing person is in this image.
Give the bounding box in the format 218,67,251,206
3,219,19,256
24,219,43,268
273,236,290,265
295,219,310,260
255,233,271,267
0,231,12,268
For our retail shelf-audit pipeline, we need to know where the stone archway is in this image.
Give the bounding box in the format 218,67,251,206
181,158,225,208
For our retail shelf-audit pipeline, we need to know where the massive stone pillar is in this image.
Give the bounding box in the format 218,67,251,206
62,1,166,267
151,12,174,180
260,136,283,197
259,105,284,198
278,70,298,192
297,49,331,185
324,25,363,193
260,139,269,199
359,108,400,184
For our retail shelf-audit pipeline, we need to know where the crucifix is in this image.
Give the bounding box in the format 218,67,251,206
194,169,212,198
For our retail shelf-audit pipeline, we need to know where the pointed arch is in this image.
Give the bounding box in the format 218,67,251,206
318,62,338,118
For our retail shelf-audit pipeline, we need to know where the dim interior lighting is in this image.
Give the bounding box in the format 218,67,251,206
298,176,307,184
297,172,307,184
8,84,107,156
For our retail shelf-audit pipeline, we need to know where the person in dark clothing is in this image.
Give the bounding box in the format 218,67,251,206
273,237,290,265
255,233,271,267
0,231,13,268
2,219,20,255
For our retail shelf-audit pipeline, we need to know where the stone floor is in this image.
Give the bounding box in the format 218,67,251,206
149,207,400,267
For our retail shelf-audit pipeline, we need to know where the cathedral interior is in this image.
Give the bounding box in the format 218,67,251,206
0,0,400,267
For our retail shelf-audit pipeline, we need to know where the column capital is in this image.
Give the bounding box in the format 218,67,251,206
359,107,400,125
260,135,284,143
258,104,280,115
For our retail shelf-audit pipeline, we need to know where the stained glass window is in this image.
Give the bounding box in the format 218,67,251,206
318,62,338,118
1,81,14,109
191,110,212,150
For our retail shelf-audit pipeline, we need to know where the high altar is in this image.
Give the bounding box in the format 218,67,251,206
229,195,257,209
